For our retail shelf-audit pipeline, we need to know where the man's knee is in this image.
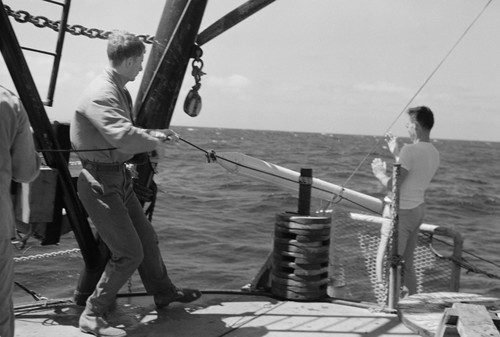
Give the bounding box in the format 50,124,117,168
112,246,144,272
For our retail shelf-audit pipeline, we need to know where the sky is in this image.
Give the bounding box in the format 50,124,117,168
1,0,500,142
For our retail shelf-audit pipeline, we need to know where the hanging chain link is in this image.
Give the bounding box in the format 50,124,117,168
13,248,81,262
190,56,205,92
183,45,205,117
3,4,155,44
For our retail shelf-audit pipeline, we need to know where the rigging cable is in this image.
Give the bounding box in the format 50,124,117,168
36,147,117,153
341,0,494,189
422,232,500,280
179,137,378,214
428,233,500,269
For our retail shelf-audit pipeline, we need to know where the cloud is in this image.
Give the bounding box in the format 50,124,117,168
354,81,410,94
207,74,251,90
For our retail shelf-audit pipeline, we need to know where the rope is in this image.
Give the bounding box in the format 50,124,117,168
14,282,47,301
425,232,500,279
36,147,117,153
180,137,211,156
452,256,500,280
14,298,74,316
216,301,287,337
180,137,378,214
341,0,494,189
429,233,500,269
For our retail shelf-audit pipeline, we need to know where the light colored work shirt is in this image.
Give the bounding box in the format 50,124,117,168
398,142,440,209
0,86,41,239
70,68,159,164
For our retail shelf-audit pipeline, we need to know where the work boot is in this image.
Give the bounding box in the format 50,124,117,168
79,308,126,337
155,288,202,310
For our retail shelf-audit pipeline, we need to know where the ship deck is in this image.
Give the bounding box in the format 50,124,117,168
15,292,419,337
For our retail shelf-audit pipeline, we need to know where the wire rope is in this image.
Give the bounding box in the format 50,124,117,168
36,147,117,153
179,137,379,214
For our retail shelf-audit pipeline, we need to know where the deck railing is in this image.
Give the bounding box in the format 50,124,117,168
329,207,463,307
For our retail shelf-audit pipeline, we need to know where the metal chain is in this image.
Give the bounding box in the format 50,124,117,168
3,4,155,44
128,277,133,294
13,248,81,263
191,57,205,91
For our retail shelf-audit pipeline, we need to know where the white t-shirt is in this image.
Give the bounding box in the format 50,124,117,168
398,142,440,209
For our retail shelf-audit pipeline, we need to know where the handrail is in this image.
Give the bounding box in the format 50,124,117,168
349,212,463,296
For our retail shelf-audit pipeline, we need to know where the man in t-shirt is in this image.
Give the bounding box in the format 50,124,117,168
371,106,440,295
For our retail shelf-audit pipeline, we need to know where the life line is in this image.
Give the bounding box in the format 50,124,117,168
215,152,384,215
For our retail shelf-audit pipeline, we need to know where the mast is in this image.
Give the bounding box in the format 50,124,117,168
131,0,208,203
134,0,208,128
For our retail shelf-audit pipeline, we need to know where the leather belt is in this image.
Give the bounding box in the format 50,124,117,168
82,161,123,172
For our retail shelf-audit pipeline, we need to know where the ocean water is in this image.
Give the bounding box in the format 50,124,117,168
13,126,500,303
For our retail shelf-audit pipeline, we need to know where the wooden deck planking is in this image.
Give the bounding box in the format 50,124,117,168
399,292,500,337
455,303,500,337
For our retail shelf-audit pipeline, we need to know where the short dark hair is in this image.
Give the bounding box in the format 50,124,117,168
408,106,434,130
107,30,145,65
